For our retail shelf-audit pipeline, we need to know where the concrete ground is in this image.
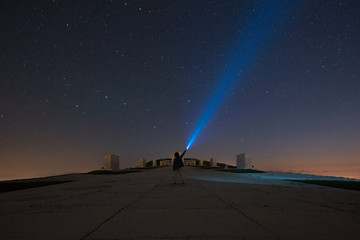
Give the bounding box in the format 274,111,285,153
0,167,359,240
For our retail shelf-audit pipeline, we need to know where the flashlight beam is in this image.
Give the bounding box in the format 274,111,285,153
186,0,296,150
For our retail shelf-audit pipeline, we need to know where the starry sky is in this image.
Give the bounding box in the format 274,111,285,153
1,0,359,180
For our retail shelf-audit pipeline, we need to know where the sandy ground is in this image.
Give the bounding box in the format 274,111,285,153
0,167,359,240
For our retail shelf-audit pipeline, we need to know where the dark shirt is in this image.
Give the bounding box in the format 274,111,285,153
172,151,186,171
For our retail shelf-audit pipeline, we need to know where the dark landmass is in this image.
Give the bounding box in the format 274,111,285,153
0,181,72,193
220,169,266,173
289,180,360,191
86,169,142,175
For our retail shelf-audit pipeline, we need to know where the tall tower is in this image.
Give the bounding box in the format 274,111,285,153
104,154,120,171
210,158,217,167
236,153,252,169
139,158,146,168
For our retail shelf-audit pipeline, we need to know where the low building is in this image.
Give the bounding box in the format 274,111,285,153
142,156,231,168
160,159,172,166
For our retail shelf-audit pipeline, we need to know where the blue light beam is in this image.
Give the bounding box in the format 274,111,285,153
186,1,296,150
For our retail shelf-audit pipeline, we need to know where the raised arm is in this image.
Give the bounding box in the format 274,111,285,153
179,149,187,158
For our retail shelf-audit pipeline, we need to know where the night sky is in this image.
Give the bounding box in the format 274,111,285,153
1,1,359,180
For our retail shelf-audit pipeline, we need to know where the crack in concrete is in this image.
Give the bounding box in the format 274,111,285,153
190,175,280,240
297,199,346,212
80,178,164,240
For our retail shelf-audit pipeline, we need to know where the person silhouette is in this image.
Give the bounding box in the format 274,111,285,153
173,149,187,184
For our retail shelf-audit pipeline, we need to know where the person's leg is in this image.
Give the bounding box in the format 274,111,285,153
178,168,184,184
173,170,177,184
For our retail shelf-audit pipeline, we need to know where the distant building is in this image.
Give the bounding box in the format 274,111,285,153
210,158,217,167
138,158,146,168
142,156,228,168
104,154,120,171
236,153,252,169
